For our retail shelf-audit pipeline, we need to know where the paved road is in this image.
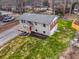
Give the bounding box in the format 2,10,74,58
0,21,6,26
0,24,22,46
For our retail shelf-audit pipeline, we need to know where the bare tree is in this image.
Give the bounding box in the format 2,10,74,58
52,0,55,15
16,0,25,14
64,0,66,14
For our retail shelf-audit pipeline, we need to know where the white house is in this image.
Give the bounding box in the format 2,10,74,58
19,13,59,36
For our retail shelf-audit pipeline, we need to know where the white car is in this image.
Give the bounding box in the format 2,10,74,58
73,9,79,14
3,16,15,22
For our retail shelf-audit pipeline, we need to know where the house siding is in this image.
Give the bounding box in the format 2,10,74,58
49,24,58,36
19,22,28,32
20,20,58,36
49,16,58,36
19,13,58,36
19,20,50,35
32,22,49,35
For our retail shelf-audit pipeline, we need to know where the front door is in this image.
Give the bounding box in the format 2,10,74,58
29,26,32,33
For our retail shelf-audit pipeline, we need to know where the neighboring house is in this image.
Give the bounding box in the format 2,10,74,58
19,13,59,36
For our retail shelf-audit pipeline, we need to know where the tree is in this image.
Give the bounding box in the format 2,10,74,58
55,8,64,16
26,0,32,5
43,0,49,7
16,0,25,14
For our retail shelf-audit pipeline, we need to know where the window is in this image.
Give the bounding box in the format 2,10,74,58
21,20,23,23
28,21,32,24
43,31,46,34
23,25,26,28
43,24,46,27
35,22,37,25
35,29,38,32
21,20,26,23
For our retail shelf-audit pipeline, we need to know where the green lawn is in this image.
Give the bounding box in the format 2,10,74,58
0,18,75,59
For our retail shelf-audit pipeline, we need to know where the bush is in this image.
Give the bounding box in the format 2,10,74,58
55,9,64,16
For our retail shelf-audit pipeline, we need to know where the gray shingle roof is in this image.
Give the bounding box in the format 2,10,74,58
19,13,59,25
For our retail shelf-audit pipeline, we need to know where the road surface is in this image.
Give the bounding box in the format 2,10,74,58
0,21,6,26
0,24,22,46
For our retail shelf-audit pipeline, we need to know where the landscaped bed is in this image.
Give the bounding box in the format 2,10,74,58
0,18,75,59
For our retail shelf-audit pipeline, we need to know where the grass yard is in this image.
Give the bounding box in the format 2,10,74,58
0,18,75,59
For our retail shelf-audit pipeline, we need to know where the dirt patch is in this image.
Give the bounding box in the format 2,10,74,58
59,47,79,59
64,14,77,20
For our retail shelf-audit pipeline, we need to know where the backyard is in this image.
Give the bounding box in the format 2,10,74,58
0,18,75,59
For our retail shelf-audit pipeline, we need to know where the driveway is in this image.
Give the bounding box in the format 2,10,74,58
0,24,22,46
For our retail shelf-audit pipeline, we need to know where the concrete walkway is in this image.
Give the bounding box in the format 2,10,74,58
0,24,22,46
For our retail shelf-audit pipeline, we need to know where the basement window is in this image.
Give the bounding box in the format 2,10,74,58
21,20,26,23
35,22,37,25
43,24,46,27
35,29,38,32
43,31,46,34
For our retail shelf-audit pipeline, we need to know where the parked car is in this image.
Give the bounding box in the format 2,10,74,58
2,16,15,22
73,9,79,14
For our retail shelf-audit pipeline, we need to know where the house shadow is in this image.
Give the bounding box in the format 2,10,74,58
19,32,48,39
30,32,48,39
